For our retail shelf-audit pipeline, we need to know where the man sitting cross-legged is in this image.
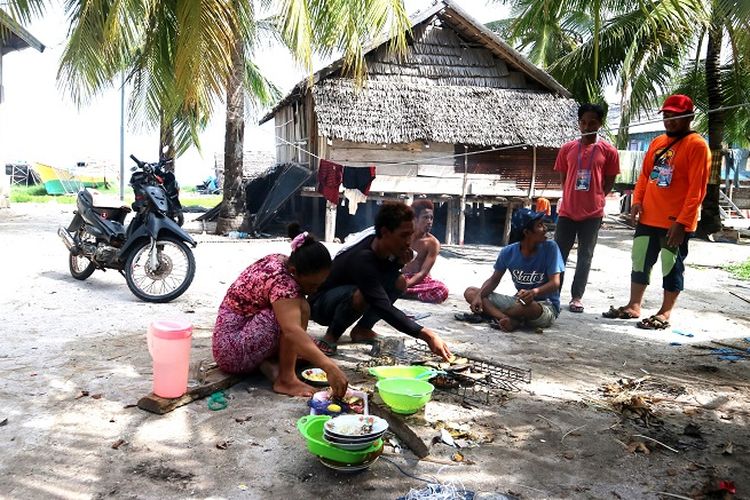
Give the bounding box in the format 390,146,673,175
309,201,452,359
402,199,449,304
463,208,565,332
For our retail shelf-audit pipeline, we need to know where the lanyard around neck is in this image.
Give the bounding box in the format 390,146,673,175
576,139,598,172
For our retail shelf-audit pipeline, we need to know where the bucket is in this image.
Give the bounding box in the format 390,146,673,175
147,319,193,398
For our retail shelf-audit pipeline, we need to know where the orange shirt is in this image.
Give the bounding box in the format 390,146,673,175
633,133,710,232
535,197,551,216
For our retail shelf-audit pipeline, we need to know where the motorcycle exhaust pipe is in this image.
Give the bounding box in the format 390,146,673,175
58,226,79,254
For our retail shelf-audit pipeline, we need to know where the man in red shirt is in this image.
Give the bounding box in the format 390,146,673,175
554,103,620,313
603,95,710,329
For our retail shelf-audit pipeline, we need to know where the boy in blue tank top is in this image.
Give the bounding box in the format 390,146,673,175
463,208,565,331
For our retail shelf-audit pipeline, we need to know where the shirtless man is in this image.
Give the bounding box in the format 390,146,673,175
402,200,449,303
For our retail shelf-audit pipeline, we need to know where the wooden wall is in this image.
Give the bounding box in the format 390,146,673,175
274,99,310,165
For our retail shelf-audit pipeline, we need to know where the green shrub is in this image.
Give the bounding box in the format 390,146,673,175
726,259,750,280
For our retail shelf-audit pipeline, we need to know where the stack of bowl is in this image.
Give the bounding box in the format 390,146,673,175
297,415,384,472
323,415,388,451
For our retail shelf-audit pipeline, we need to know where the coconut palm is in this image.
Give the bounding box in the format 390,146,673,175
8,0,410,233
217,0,410,232
495,0,750,237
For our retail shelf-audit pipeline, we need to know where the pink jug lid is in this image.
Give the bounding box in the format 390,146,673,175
149,319,193,340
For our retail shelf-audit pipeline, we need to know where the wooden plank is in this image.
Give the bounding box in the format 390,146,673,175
368,400,430,459
137,368,243,415
502,202,513,246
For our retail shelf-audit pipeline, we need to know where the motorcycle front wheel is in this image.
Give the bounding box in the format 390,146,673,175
124,236,195,303
69,252,96,280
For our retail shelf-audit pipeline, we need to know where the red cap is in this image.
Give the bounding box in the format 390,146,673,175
660,94,693,113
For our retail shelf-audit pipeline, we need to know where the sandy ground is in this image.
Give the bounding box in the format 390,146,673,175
0,202,749,500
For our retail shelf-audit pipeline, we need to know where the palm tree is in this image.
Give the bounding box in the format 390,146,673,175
216,0,411,233
495,0,750,237
8,0,412,232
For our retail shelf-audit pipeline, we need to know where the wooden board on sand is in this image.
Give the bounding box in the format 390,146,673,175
137,367,242,415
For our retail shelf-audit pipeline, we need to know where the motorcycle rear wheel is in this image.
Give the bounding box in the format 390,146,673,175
124,236,195,303
69,253,96,280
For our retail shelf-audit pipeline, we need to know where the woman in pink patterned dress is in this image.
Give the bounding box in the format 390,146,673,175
213,230,348,397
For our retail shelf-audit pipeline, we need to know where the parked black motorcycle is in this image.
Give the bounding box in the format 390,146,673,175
58,154,197,303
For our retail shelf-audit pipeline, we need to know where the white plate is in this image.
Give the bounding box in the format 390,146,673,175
318,455,379,472
324,415,388,438
301,368,328,384
324,433,385,449
324,430,386,444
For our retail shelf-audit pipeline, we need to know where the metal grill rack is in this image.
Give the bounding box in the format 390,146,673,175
365,340,532,405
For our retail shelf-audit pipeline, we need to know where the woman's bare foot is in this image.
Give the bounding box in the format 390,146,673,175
273,377,315,397
350,326,378,343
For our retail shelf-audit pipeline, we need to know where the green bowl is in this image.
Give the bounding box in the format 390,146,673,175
376,378,435,415
296,415,383,464
368,365,437,381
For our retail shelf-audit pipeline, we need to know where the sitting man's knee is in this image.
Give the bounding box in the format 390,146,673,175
351,289,368,312
464,287,478,302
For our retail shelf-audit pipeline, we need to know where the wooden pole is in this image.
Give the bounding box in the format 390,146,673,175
325,200,337,242
502,202,513,246
459,144,469,245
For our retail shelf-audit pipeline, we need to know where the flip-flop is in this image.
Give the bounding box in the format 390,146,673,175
568,300,585,313
313,337,337,356
636,315,670,330
602,306,638,319
454,312,485,324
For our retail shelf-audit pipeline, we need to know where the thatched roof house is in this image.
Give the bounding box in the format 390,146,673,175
260,0,578,244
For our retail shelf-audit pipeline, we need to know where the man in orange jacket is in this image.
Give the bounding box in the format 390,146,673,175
603,94,710,329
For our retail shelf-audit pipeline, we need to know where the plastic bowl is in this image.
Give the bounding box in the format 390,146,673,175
368,365,437,381
296,415,382,464
376,378,435,415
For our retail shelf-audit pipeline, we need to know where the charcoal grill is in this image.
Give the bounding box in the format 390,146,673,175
363,340,531,405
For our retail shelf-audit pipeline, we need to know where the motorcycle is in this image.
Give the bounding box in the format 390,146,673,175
57,154,197,303
149,156,184,226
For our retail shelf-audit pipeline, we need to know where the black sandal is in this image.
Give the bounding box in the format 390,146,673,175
454,312,485,324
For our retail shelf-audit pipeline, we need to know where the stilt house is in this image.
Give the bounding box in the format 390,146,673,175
259,0,578,244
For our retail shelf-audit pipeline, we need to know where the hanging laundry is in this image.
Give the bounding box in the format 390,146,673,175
317,159,343,204
343,188,368,215
343,166,376,195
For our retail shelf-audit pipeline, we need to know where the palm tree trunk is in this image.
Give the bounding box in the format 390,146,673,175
615,79,632,149
159,118,175,165
696,16,724,237
216,40,248,234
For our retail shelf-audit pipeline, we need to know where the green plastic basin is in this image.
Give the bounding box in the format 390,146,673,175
376,378,435,415
296,415,383,464
368,365,437,381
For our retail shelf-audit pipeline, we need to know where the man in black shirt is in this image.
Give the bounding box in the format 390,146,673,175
310,202,452,360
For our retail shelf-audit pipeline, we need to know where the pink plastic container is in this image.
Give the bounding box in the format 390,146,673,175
147,319,193,398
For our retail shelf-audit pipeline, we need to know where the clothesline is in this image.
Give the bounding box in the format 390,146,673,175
257,100,750,169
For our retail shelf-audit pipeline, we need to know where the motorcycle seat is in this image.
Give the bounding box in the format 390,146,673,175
77,190,127,239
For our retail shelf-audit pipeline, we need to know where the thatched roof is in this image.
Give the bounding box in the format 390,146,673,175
258,0,578,147
313,78,578,147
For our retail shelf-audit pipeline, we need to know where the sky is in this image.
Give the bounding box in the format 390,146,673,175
0,0,508,185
